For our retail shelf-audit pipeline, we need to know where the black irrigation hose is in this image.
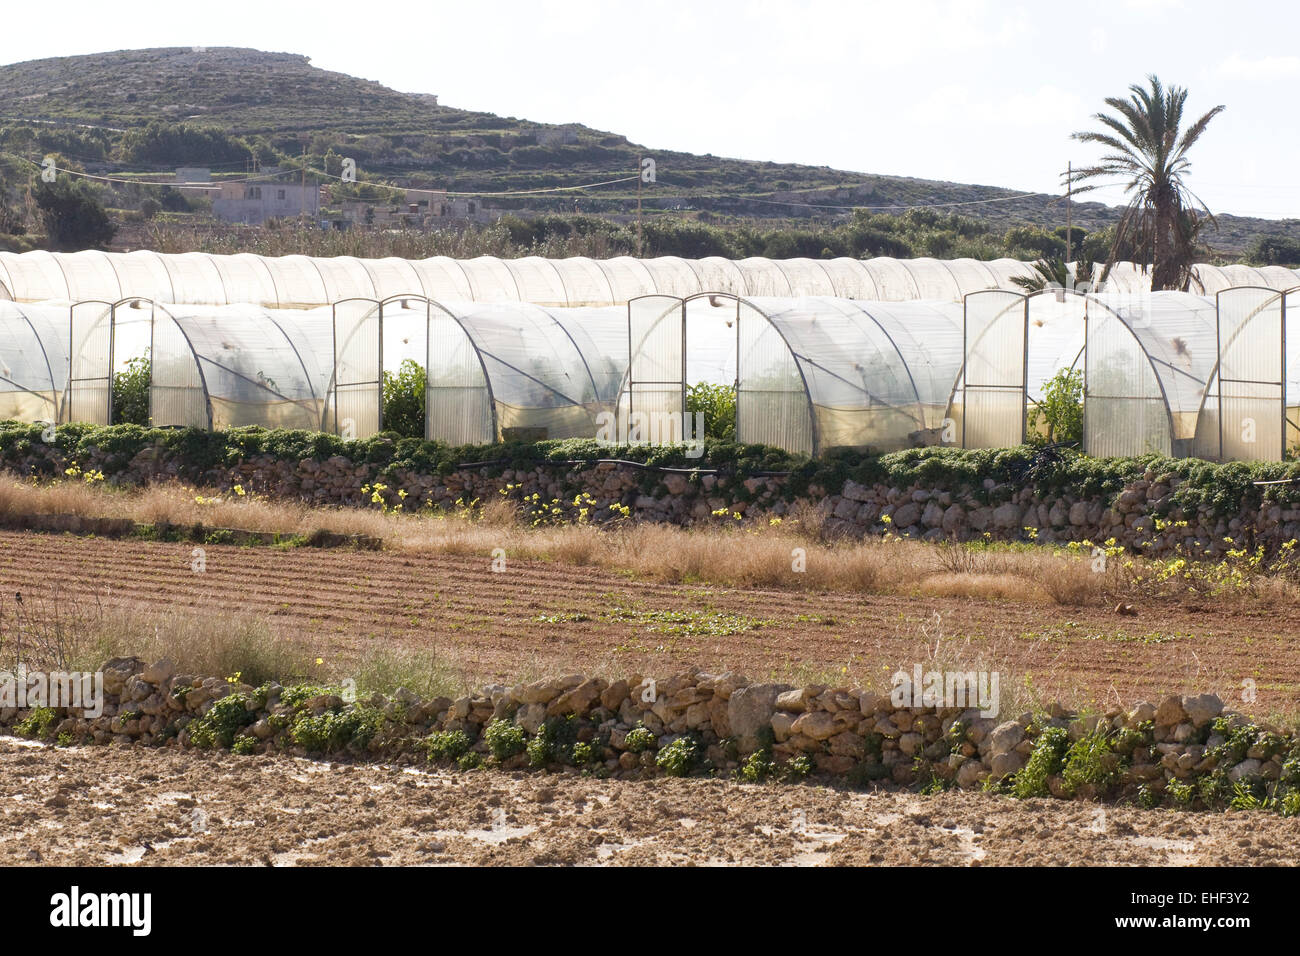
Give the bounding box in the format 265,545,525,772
453,457,795,477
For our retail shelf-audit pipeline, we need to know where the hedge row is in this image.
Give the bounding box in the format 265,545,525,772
4,421,1300,520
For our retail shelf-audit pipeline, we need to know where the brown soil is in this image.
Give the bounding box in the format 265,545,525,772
1,530,1298,715
3,736,1295,866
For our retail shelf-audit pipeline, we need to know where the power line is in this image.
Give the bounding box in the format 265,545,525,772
674,188,1046,212
6,155,293,187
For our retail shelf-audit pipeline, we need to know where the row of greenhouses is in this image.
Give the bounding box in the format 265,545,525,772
1,250,1298,307
2,287,1295,462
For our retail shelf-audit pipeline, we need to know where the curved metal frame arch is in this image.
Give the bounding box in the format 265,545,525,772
562,256,617,306
427,256,475,301
477,256,523,302
180,302,319,429
595,256,653,303
1191,286,1288,461
0,301,62,422
425,297,500,443
325,293,508,442
684,291,819,455
1048,288,1179,457
616,293,687,427
814,296,933,431
147,298,215,431
203,252,231,305
61,297,118,425
836,258,882,300
326,295,386,434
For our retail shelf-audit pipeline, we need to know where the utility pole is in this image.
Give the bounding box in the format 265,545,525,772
302,143,308,219
636,155,643,258
1064,161,1073,264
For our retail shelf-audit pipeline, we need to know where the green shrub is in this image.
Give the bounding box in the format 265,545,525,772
624,724,656,754
1113,721,1153,755
15,707,58,740
686,382,736,442
1012,726,1069,799
425,729,470,763
483,718,526,760
526,716,579,767
34,176,116,250
739,750,773,783
782,753,813,781
231,736,258,756
289,707,379,754
1167,778,1195,807
1061,728,1121,795
187,694,254,749
381,359,427,439
1027,368,1083,445
655,735,699,777
456,751,482,771
112,355,151,426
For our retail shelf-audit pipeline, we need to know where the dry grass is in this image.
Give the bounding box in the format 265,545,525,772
0,587,474,699
2,473,1295,613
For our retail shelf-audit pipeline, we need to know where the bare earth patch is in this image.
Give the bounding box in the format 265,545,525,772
3,737,1297,867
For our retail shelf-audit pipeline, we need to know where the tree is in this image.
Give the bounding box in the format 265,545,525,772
1247,235,1300,267
33,178,116,250
1070,75,1224,291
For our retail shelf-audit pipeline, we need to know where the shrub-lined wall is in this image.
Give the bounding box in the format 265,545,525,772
4,423,1300,558
4,658,1297,814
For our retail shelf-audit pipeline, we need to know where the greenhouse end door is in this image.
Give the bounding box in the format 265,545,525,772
330,299,382,439
620,295,686,440
1215,287,1284,462
961,291,1028,448
65,300,115,425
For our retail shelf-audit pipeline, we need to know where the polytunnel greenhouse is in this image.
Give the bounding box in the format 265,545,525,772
2,252,1297,466
55,299,338,432
0,301,70,424
956,288,1299,462
326,296,629,444
3,249,1297,308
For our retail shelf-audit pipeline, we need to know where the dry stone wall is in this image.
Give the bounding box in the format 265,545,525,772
2,429,1298,558
4,659,1296,811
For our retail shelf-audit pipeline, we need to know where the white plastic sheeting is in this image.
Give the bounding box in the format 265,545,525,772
5,286,1297,464
960,291,1028,448
150,304,333,431
958,289,1287,460
421,301,627,444
318,297,628,445
10,250,1294,307
0,301,69,423
736,296,965,455
1193,288,1286,462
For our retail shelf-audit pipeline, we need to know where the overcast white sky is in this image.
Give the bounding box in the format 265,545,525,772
3,0,1297,219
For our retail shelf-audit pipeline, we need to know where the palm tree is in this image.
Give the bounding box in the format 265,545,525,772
1010,249,1098,294
1069,75,1224,291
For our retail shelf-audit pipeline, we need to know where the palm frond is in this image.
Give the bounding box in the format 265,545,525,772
1070,75,1224,290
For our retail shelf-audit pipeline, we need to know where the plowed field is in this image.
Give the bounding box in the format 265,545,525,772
1,530,1297,714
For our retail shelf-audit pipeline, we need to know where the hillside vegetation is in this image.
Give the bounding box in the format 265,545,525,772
0,47,1296,258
